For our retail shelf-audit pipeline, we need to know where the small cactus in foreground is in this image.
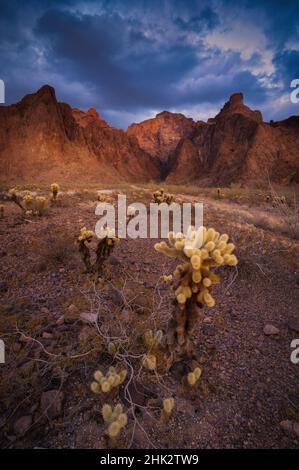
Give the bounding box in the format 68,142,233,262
102,403,128,439
90,367,127,394
187,367,202,387
161,397,175,423
35,196,47,215
144,329,163,349
155,225,238,362
142,353,157,370
51,183,60,201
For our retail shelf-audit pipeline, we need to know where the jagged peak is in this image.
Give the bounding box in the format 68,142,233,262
216,92,263,122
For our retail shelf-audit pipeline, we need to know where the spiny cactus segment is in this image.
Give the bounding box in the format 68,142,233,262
90,366,127,394
187,367,202,386
144,329,163,349
155,225,238,361
102,403,128,439
142,353,157,370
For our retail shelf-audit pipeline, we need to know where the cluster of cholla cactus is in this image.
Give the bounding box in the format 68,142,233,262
152,188,174,205
50,183,60,201
90,367,127,394
161,398,175,423
155,225,238,362
187,367,202,387
77,226,119,273
102,403,128,439
8,188,48,216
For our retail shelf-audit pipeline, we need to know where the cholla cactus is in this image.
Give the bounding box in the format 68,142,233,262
8,188,24,211
23,192,33,210
155,225,238,362
35,196,47,216
152,188,174,205
0,204,4,219
101,403,128,439
90,366,127,394
144,329,163,349
78,227,95,272
51,183,60,201
142,353,157,370
160,397,175,424
187,367,202,386
95,227,119,273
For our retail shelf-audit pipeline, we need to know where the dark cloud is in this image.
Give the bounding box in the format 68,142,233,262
1,0,299,127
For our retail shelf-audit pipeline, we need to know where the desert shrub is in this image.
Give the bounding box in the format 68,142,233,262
155,225,238,364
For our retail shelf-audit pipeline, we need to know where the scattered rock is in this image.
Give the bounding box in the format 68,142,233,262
42,332,53,339
79,311,98,324
56,315,65,326
263,324,280,336
203,316,213,324
13,415,32,435
110,288,124,306
65,304,79,322
40,307,49,314
107,255,120,266
40,390,64,419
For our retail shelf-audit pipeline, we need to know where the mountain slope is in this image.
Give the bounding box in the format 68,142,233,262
0,85,159,184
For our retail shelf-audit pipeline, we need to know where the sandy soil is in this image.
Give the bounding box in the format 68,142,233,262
0,188,298,449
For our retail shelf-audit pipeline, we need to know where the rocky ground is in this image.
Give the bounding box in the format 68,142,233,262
0,186,298,449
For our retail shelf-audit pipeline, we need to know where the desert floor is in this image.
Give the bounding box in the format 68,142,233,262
0,184,298,449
